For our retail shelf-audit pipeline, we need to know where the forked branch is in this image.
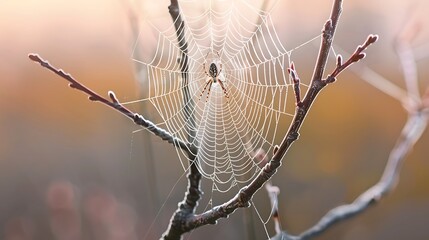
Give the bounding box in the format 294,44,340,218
28,54,190,154
326,34,378,83
270,15,428,240
272,112,427,240
161,1,202,239
190,33,377,233
177,0,377,234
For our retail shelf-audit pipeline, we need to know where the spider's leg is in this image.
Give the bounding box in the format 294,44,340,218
203,61,210,77
218,79,229,103
218,79,228,96
205,81,213,102
198,79,212,101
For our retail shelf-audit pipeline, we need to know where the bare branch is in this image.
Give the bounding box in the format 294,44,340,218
187,0,376,231
168,0,197,148
331,44,409,102
310,0,342,83
28,53,190,153
161,0,202,239
325,34,378,83
271,69,428,240
272,14,427,240
296,112,427,240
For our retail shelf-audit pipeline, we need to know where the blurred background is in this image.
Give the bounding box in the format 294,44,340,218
0,0,429,239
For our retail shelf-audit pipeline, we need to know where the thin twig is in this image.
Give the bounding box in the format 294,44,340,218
188,0,379,235
270,109,427,240
161,1,202,239
169,0,196,146
326,35,378,83
296,113,427,240
272,15,428,240
331,42,409,102
28,54,190,154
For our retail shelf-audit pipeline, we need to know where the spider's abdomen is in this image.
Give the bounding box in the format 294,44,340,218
209,63,218,78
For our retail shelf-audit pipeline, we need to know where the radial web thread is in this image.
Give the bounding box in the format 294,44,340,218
127,0,321,193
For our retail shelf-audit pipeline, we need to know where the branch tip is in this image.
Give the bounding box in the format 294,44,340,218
327,34,378,82
286,69,291,77
29,54,190,159
28,53,49,68
367,34,379,44
28,53,41,62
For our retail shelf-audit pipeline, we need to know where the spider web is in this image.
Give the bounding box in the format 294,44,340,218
127,0,320,193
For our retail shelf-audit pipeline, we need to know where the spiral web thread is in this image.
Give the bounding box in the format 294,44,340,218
127,0,321,193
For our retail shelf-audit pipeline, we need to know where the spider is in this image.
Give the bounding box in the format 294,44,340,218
199,51,229,102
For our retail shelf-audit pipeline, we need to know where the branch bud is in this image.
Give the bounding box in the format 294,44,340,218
357,53,366,60
336,54,342,67
367,34,379,44
108,91,119,104
28,53,41,62
273,145,279,155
